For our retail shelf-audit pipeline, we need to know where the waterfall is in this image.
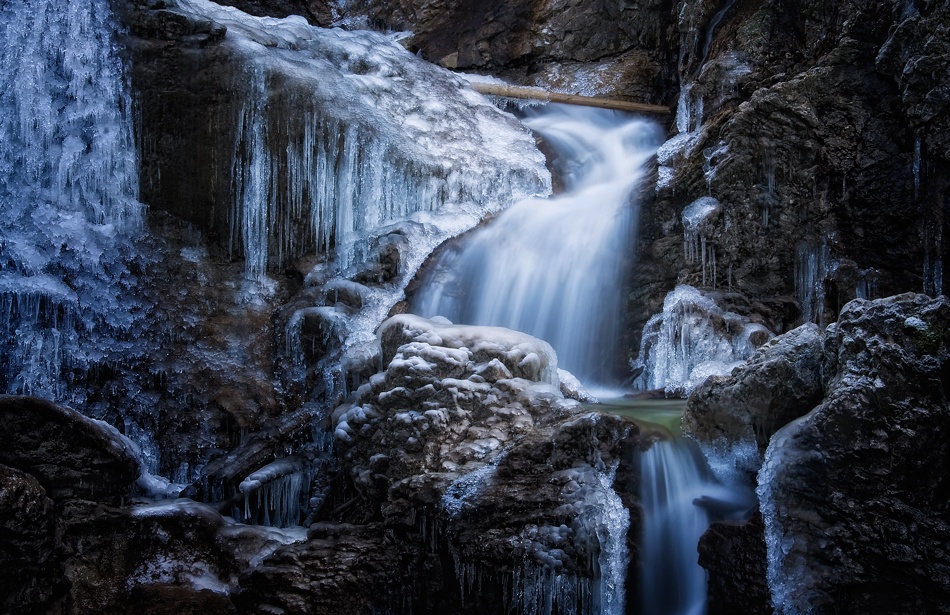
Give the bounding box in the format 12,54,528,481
638,435,761,615
413,105,662,387
640,440,711,615
0,0,146,403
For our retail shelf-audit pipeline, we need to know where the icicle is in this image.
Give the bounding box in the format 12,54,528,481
681,196,721,286
794,240,831,325
634,285,773,394
239,457,313,528
913,137,922,199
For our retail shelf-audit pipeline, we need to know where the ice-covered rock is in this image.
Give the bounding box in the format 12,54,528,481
267,314,644,614
633,286,774,395
0,395,140,503
683,323,825,462
140,0,550,277
757,294,950,614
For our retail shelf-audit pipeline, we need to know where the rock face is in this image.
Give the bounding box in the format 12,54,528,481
759,293,950,614
632,0,949,347
241,315,642,613
684,294,950,614
0,464,65,614
698,513,771,615
337,0,677,103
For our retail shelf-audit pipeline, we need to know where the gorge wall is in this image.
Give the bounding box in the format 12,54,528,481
1,0,947,612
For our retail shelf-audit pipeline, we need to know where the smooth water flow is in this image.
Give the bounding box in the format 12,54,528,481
640,439,712,615
414,105,662,386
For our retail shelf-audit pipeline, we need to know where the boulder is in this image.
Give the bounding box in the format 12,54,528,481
0,396,140,502
758,293,950,613
271,315,643,613
684,322,825,456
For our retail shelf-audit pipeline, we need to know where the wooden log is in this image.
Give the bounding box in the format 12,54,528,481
470,81,671,115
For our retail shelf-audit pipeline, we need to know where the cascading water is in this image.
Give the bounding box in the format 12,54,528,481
413,105,662,387
639,439,712,615
639,432,755,615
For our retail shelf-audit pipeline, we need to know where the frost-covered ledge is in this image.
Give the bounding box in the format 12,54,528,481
128,0,550,276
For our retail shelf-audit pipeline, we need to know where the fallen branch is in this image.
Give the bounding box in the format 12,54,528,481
470,82,671,115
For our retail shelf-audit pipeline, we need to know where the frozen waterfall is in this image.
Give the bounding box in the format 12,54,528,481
413,105,663,387
0,0,145,403
174,0,550,278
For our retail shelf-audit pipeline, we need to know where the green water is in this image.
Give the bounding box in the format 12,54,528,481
586,397,688,437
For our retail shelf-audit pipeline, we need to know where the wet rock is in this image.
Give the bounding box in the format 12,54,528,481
684,322,825,456
754,294,950,613
0,396,140,503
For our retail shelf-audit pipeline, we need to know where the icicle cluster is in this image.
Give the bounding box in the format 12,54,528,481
239,457,314,528
0,0,146,403
179,0,550,278
634,285,773,394
682,196,721,284
794,240,831,325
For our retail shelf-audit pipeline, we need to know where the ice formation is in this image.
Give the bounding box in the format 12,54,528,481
413,105,663,387
794,240,831,325
508,465,629,615
441,454,506,519
656,83,705,191
634,285,773,394
756,415,812,615
238,456,314,528
682,196,722,287
0,0,148,404
177,0,550,277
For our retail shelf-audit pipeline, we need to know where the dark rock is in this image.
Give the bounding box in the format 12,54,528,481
236,522,432,614
756,294,950,613
698,512,772,615
0,396,140,503
59,499,256,614
0,464,67,614
684,322,825,455
339,0,678,103
631,0,949,351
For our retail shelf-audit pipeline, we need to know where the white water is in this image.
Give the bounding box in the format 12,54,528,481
640,440,711,615
413,105,663,387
